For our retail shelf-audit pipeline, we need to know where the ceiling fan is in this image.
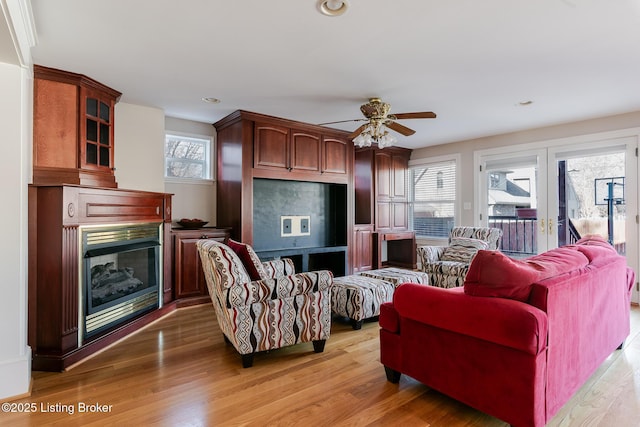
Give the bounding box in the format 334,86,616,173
320,97,436,148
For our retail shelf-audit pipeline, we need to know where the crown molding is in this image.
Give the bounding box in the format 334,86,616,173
1,0,37,67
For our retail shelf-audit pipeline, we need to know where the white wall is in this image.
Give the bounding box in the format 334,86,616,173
0,61,31,400
164,117,216,225
114,103,166,193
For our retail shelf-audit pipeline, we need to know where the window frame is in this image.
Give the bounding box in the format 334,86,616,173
164,131,215,183
408,154,460,240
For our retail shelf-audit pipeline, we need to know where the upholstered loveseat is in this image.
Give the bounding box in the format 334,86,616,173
418,226,502,288
380,236,634,427
197,239,333,367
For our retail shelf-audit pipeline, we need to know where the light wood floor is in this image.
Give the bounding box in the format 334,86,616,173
4,304,640,426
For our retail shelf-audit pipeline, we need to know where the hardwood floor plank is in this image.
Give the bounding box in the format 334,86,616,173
3,304,639,426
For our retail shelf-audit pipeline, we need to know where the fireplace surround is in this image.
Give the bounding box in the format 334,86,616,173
28,185,172,371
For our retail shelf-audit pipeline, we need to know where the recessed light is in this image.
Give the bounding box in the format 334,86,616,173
517,100,533,106
317,0,349,17
202,97,221,104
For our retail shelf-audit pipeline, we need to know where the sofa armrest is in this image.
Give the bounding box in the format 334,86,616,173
261,258,295,278
417,245,446,265
393,284,548,355
225,270,333,308
379,302,399,333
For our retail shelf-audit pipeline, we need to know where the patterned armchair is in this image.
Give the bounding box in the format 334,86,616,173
418,226,503,288
196,239,333,367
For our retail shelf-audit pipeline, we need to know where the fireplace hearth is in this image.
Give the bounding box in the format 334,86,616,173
81,223,161,339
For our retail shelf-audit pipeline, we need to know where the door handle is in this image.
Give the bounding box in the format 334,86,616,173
549,218,553,235
540,218,545,234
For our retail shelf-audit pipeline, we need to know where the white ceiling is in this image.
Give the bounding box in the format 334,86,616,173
29,0,640,149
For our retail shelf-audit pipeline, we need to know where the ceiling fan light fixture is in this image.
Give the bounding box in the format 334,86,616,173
317,0,349,16
353,124,397,149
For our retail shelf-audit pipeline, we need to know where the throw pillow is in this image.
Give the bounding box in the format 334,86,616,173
441,237,489,263
225,239,266,281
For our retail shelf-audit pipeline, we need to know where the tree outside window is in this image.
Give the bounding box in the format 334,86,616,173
165,133,213,180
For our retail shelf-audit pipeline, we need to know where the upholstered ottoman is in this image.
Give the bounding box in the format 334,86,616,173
331,275,395,330
357,267,429,287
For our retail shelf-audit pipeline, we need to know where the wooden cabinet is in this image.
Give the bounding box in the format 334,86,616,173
214,110,354,273
214,110,353,245
374,150,410,230
253,121,348,177
254,123,323,173
356,146,411,232
353,224,374,272
355,146,414,269
322,136,349,175
33,65,121,188
172,228,230,303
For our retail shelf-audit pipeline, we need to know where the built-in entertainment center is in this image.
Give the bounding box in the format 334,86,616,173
213,110,354,276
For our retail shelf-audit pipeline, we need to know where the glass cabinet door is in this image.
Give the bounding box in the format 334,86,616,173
82,89,114,171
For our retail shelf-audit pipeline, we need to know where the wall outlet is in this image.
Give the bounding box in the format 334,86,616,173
282,218,292,235
281,215,311,237
300,217,309,233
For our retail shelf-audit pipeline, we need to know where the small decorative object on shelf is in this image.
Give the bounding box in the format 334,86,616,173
177,218,208,229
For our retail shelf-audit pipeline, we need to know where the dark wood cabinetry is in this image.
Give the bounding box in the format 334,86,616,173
33,65,121,188
214,110,353,242
353,224,374,272
354,146,415,269
374,149,410,231
214,110,353,273
171,228,230,305
253,120,349,178
254,123,324,174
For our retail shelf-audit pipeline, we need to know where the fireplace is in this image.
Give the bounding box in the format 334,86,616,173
81,223,162,340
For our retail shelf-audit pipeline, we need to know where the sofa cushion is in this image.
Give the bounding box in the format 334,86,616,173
441,237,489,262
572,235,618,263
464,248,589,302
226,239,267,281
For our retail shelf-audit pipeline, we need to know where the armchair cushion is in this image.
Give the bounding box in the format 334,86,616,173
262,258,295,278
441,237,489,262
226,239,267,281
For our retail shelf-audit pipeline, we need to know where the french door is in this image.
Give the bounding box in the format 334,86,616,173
477,136,638,303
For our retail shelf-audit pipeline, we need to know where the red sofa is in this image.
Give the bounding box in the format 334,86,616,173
379,236,634,427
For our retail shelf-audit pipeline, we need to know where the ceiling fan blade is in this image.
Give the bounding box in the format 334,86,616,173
386,120,416,136
348,124,368,140
392,112,437,120
318,118,367,126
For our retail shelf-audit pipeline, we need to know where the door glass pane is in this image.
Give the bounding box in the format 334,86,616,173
486,164,538,258
558,151,626,255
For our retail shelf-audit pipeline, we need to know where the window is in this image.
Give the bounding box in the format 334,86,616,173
409,159,457,238
164,133,213,181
